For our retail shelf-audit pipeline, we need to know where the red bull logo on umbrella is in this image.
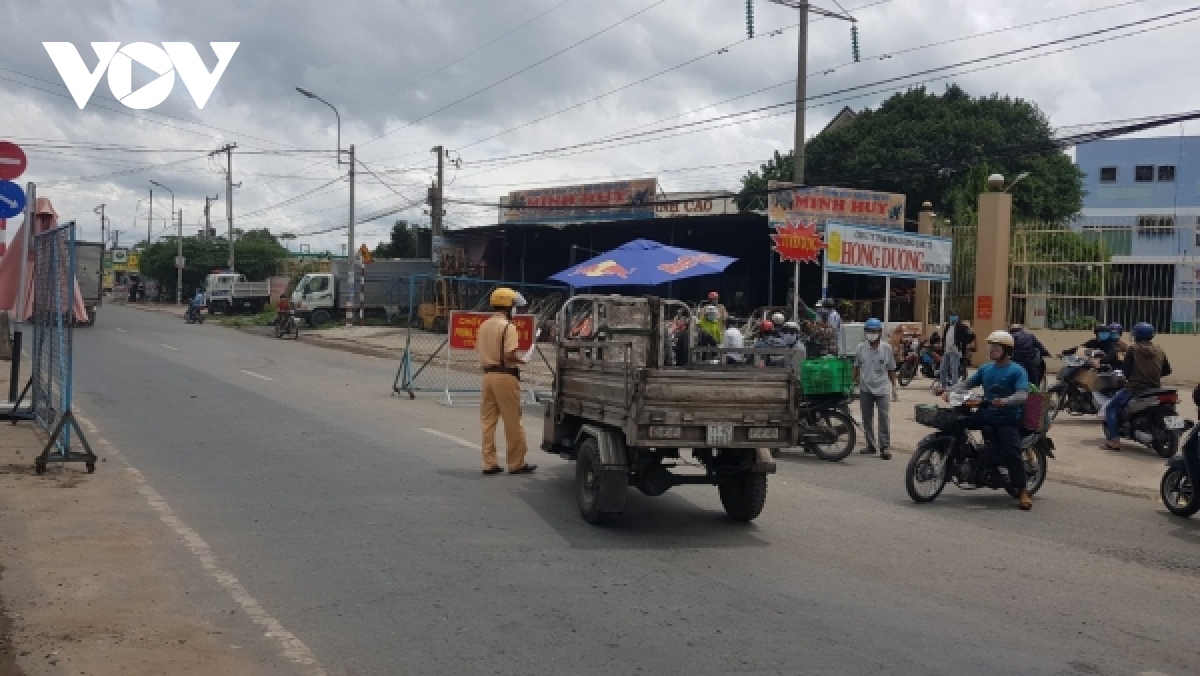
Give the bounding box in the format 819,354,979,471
571,260,634,279
657,253,718,275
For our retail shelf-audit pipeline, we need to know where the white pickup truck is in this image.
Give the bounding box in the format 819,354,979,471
204,272,271,314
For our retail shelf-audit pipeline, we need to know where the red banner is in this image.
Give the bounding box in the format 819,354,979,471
771,220,826,264
448,311,536,351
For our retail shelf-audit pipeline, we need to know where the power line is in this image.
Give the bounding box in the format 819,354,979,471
455,8,1200,170
351,0,576,115
359,0,671,147
238,174,348,220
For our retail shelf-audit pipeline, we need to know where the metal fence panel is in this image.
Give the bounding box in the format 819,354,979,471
393,275,568,404
30,222,96,472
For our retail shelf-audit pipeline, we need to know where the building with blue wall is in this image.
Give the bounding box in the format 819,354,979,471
1076,136,1200,332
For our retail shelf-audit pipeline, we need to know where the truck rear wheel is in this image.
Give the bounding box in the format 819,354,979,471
719,472,768,522
577,437,622,524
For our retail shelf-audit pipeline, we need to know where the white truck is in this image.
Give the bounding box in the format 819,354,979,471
76,241,104,325
292,259,435,327
204,272,272,315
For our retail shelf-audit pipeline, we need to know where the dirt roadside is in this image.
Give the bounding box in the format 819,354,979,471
0,388,279,674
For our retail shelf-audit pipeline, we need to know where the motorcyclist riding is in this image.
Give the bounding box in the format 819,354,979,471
697,305,723,347
942,330,1033,510
187,289,205,322
755,320,790,366
1104,322,1172,450
1079,323,1122,368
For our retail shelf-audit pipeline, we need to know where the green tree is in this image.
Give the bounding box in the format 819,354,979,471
736,85,1084,224
373,220,418,259
139,230,288,298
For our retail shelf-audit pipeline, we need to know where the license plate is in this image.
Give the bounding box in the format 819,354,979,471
748,427,780,441
1165,415,1185,430
706,423,734,446
648,425,682,439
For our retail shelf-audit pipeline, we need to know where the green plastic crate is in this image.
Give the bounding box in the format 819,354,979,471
800,356,854,395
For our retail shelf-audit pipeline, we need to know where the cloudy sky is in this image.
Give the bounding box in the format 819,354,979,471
1,0,1198,253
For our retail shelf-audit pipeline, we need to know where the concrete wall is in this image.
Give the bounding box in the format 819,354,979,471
1015,330,1200,388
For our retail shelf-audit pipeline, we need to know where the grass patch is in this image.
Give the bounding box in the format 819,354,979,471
218,308,277,328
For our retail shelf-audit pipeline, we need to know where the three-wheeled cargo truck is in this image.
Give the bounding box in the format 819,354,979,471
542,295,800,524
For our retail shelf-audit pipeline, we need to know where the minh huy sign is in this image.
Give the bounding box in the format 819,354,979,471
768,182,906,229
824,221,952,281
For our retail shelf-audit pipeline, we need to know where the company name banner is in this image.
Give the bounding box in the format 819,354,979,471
824,221,952,281
768,182,906,229
500,179,657,225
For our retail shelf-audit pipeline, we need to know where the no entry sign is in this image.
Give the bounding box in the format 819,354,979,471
448,311,536,351
0,142,27,181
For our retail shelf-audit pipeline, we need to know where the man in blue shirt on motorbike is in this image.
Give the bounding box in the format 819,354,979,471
944,330,1033,510
188,289,205,322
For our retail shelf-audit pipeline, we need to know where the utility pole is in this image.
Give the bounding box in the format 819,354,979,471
176,208,183,306
210,143,237,269
430,145,445,267
204,194,219,239
768,1,856,184
147,187,153,248
348,143,357,326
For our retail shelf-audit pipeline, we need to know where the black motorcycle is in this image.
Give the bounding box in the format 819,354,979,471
897,343,920,387
1161,421,1199,517
794,395,858,462
905,392,1053,503
184,305,205,324
1095,372,1183,458
1047,347,1101,419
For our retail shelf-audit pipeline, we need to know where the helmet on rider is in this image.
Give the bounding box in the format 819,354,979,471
702,305,719,321
760,320,776,333
986,330,1015,360
1093,323,1108,335
489,287,528,310
782,321,799,332
1132,322,1155,342
864,318,883,342
1108,322,1123,335
1009,323,1023,332
771,311,786,325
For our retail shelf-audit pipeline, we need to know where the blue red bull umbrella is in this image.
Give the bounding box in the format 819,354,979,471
549,238,736,288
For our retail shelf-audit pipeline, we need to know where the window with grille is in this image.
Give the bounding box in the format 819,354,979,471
1137,215,1174,237
1135,165,1154,182
1099,167,1117,182
1158,165,1176,181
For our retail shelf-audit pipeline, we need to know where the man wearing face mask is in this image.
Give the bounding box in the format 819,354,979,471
697,305,723,347
854,318,899,459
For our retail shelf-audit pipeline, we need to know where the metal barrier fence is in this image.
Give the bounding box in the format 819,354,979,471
927,218,1195,334
30,222,96,473
393,275,568,404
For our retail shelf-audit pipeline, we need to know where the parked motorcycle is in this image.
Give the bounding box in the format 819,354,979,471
1161,420,1199,517
184,306,205,324
905,392,1053,503
1093,371,1184,458
791,394,858,462
919,346,940,381
897,343,920,387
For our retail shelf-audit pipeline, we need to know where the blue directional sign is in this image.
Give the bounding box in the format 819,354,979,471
0,180,26,219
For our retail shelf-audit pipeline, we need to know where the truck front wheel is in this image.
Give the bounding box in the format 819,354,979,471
311,309,331,326
719,472,768,522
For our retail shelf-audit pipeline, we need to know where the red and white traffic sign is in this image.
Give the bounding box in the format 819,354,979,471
0,142,27,181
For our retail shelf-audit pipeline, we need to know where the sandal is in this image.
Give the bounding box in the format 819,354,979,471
508,464,538,474
1102,440,1122,451
482,467,504,475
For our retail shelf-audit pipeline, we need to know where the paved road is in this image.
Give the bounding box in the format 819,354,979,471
75,306,1200,675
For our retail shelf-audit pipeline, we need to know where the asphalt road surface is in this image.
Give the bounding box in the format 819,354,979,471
74,305,1200,676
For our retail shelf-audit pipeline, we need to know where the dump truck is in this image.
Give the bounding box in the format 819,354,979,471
542,295,799,524
292,259,435,326
76,241,103,325
204,272,272,314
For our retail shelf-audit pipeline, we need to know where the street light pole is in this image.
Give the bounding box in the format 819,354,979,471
296,86,356,325
150,180,179,304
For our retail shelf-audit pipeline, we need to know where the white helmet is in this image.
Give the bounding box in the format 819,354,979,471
783,321,799,331
986,330,1015,348
771,312,786,325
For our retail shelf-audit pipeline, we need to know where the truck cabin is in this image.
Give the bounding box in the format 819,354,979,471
294,274,332,299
